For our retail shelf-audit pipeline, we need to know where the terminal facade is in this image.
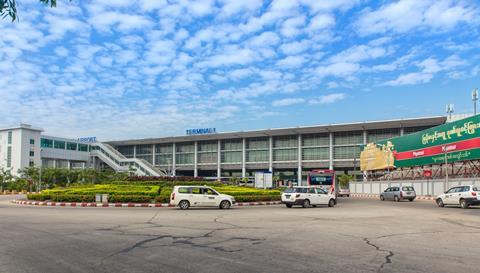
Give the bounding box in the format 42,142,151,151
1,117,447,181
107,116,446,182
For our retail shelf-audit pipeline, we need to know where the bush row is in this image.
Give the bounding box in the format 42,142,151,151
123,176,207,182
27,194,154,203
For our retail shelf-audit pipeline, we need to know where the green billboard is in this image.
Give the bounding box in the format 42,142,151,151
360,115,480,170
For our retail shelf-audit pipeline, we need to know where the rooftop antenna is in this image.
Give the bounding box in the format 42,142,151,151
445,103,454,121
472,88,478,115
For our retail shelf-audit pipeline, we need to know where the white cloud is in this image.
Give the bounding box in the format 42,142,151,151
356,0,478,36
308,13,335,31
277,56,305,68
385,72,434,86
310,93,346,104
272,98,305,107
317,62,360,78
281,15,306,37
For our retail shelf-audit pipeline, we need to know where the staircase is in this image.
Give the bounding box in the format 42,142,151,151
90,143,166,176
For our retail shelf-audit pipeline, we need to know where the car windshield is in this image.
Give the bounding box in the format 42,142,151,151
284,188,296,193
402,187,414,191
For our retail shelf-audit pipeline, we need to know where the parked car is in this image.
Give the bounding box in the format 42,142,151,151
281,186,336,208
338,188,350,197
436,185,480,209
380,186,416,202
170,186,236,210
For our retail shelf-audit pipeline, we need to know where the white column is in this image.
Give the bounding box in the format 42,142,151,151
194,141,198,177
268,136,273,172
152,144,156,165
400,127,404,136
133,145,136,158
242,138,246,178
297,134,302,185
329,132,333,170
172,143,176,176
363,130,367,145
67,161,71,170
217,139,221,179
53,159,57,168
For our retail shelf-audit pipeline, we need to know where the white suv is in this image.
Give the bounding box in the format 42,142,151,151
436,185,480,209
281,186,336,208
170,186,236,210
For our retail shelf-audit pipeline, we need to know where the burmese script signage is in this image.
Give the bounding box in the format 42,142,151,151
360,115,480,171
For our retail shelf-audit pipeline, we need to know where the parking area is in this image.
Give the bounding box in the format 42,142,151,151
0,195,479,273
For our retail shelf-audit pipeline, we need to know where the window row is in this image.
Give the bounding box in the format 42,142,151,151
40,138,88,151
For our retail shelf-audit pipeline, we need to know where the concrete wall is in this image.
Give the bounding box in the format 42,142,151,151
349,178,480,196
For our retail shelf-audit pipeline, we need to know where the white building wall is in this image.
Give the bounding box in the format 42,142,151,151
0,127,42,176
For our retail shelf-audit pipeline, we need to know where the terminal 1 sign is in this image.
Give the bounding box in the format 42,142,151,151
360,114,480,171
186,128,217,135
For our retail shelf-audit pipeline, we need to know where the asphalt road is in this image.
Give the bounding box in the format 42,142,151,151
0,195,479,273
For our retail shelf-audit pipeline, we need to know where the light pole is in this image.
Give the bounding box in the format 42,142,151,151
443,146,449,193
445,104,454,121
472,88,479,115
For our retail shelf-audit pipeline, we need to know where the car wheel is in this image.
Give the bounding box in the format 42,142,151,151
394,196,400,202
286,204,292,208
380,195,385,201
328,199,335,207
179,200,190,210
409,199,414,202
460,199,469,209
302,199,310,208
436,198,444,207
220,200,231,209
347,195,350,197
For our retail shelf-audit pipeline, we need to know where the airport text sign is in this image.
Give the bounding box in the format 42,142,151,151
361,115,480,170
186,128,217,135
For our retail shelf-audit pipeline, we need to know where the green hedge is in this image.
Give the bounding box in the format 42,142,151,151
27,183,282,203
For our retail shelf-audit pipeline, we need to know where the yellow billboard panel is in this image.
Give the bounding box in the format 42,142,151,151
360,142,395,171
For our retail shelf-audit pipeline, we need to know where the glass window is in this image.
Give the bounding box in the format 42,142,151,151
402,186,414,191
176,143,194,153
284,188,295,193
473,187,479,192
29,139,35,145
6,146,12,167
54,140,66,149
273,148,297,161
67,142,77,151
117,145,134,157
221,151,242,163
221,139,242,151
302,147,329,160
302,134,329,147
7,131,12,144
136,144,152,155
334,131,363,145
308,188,316,194
198,141,217,152
78,144,89,152
246,137,268,149
198,152,217,164
446,188,457,193
40,138,53,148
178,187,190,194
29,151,34,157
176,153,194,164
156,144,173,154
367,129,401,143
316,188,327,194
247,150,268,162
155,154,173,165
29,160,34,167
191,187,201,194
273,136,297,148
333,146,361,159
203,188,218,195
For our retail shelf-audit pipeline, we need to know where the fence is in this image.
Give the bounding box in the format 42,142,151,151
349,178,480,196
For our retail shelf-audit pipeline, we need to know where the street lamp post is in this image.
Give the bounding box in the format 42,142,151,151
472,88,479,115
444,146,449,193
445,104,454,121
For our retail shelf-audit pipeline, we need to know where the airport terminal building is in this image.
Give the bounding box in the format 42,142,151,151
107,116,446,182
0,116,447,182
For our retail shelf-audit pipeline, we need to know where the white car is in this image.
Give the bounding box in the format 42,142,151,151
338,188,350,197
281,186,336,208
170,186,236,210
436,185,480,209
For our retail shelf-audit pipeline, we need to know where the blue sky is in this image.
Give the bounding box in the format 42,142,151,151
1,0,479,140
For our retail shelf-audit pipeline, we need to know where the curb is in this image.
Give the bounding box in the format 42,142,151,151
12,200,282,208
350,194,436,201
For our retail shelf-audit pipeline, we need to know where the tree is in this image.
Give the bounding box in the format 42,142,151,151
338,174,354,189
1,0,65,22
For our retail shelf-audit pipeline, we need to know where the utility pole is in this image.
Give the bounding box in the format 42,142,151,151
445,104,454,121
444,146,449,193
472,88,479,115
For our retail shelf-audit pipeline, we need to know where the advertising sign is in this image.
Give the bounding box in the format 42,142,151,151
360,114,480,171
255,171,273,189
186,128,216,135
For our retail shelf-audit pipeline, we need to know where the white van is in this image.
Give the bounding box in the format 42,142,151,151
170,186,236,210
